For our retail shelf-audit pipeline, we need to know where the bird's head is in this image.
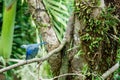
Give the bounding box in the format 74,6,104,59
21,45,28,49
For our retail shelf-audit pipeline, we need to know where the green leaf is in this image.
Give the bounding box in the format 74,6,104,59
0,0,17,60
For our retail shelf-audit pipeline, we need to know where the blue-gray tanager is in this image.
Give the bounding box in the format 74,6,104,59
21,42,47,60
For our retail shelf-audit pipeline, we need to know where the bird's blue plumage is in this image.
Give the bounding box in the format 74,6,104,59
26,44,39,60
21,42,47,60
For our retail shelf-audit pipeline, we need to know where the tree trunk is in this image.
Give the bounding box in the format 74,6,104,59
27,0,120,80
27,0,62,78
74,0,120,80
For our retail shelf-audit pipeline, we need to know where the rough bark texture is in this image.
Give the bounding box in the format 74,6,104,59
27,0,61,77
66,15,87,80
41,27,62,76
75,0,120,80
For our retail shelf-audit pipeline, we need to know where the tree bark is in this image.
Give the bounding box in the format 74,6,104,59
27,0,61,78
74,0,120,80
27,0,120,80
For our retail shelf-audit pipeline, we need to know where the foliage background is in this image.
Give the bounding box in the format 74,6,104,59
0,0,119,80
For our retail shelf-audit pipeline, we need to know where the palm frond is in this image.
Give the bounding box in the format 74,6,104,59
43,0,71,42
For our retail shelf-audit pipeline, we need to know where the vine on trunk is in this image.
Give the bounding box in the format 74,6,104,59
75,0,119,79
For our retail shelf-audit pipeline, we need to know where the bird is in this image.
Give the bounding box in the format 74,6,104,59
21,42,47,60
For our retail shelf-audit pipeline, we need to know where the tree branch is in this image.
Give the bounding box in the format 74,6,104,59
0,14,74,73
101,62,119,79
9,59,24,62
46,73,85,80
0,38,66,73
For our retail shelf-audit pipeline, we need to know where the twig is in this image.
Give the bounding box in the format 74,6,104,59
101,62,119,79
42,73,85,80
51,73,85,80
